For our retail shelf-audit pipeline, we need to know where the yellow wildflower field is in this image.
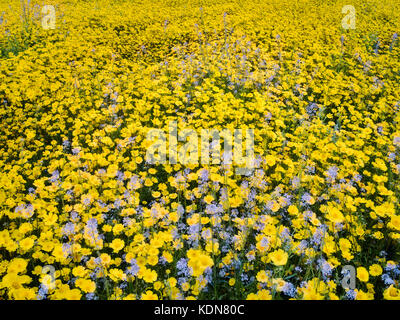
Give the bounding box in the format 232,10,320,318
0,0,400,300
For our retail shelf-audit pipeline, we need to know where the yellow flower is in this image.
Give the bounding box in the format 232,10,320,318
167,277,177,288
187,250,214,277
75,278,96,293
110,239,125,252
268,249,288,266
272,278,286,292
20,237,35,251
204,195,214,204
287,205,299,216
153,281,164,291
369,264,382,277
246,293,259,300
142,269,157,283
205,241,219,254
109,268,127,282
0,273,31,290
7,258,28,274
265,155,276,167
112,224,124,235
65,289,82,300
10,287,37,300
271,202,280,213
356,267,369,282
383,285,400,300
72,266,88,278
141,290,158,300
355,290,374,300
162,251,173,263
181,282,190,291
19,223,33,234
256,270,269,283
229,196,243,208
100,253,112,266
299,278,328,300
257,289,272,300
326,207,344,224
389,215,400,231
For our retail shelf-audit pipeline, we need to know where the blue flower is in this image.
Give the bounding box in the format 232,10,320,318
176,258,190,277
260,237,269,248
306,102,318,117
327,166,339,181
86,218,98,230
382,274,395,285
62,222,75,236
345,289,357,300
86,293,96,300
199,169,209,181
282,282,296,297
294,266,302,273
72,147,80,155
37,285,48,300
126,259,140,276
